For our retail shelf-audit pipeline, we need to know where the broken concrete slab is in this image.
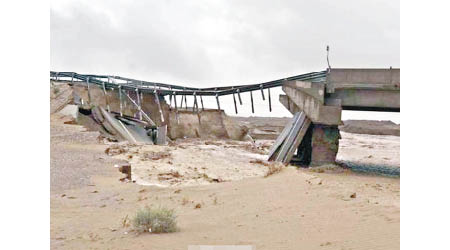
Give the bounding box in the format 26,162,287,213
58,104,78,120
71,83,249,141
50,81,74,114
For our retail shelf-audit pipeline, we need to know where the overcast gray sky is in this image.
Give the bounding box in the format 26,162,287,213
51,0,399,120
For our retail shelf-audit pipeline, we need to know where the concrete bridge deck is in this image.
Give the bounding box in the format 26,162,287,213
280,68,400,126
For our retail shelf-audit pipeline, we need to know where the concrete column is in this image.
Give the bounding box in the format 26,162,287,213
294,123,340,166
310,124,340,166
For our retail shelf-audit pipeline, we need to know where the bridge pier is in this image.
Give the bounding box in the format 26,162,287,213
279,81,342,166
293,123,340,166
310,124,340,166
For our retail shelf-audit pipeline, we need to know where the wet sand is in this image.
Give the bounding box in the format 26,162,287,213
50,114,399,250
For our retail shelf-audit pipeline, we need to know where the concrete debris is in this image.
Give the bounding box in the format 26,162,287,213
58,104,78,120
249,159,270,166
69,82,250,141
50,82,74,114
158,171,182,181
168,110,250,141
53,81,253,144
265,162,284,177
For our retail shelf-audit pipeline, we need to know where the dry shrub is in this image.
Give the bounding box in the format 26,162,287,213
243,144,267,155
105,144,128,156
265,162,284,177
258,141,273,150
224,140,241,145
158,171,182,181
204,141,222,146
309,164,340,173
121,215,130,228
132,206,177,234
249,159,270,166
249,159,283,177
311,168,325,173
142,151,172,161
199,173,223,183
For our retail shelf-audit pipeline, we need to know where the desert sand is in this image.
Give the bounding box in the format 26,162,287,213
51,113,399,250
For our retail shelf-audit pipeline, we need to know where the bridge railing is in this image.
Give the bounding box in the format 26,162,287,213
50,70,327,97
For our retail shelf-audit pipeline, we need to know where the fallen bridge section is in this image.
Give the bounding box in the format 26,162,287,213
52,80,251,143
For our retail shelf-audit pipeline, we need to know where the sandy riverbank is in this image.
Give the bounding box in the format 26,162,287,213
51,113,399,250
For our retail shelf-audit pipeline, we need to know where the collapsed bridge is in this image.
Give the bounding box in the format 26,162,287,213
50,68,399,167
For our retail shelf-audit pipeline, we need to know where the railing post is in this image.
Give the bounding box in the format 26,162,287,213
268,87,272,112
118,85,123,117
173,91,179,124
154,89,165,123
215,88,220,111
232,88,238,114
250,91,254,113
260,84,265,100
86,77,91,105
135,88,142,120
102,81,110,112
200,95,204,111
193,92,198,113
237,89,243,105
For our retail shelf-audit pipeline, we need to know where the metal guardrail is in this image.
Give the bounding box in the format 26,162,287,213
50,70,327,97
50,70,327,114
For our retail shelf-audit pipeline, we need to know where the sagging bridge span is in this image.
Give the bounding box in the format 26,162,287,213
50,68,400,166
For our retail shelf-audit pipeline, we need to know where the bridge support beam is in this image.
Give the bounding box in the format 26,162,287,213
281,84,342,126
325,68,400,111
280,80,342,166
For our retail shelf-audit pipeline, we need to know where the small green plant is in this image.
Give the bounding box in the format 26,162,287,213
132,206,177,233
